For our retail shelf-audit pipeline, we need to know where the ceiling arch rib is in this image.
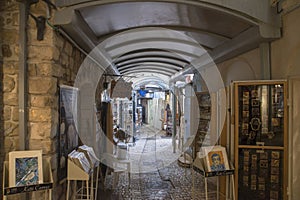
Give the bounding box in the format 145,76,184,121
125,74,169,83
119,65,179,75
117,62,183,72
103,40,206,64
132,79,169,90
97,25,231,49
113,49,198,64
115,57,187,69
101,28,203,50
122,69,173,77
98,27,210,83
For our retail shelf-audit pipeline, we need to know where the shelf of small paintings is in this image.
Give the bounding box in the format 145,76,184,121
237,83,286,147
237,148,283,200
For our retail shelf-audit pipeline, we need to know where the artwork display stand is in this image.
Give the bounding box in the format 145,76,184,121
2,158,53,200
66,158,99,200
192,157,235,200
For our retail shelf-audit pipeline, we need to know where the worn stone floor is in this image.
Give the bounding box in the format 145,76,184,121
97,125,219,200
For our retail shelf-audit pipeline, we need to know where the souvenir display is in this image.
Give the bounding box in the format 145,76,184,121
236,82,285,146
234,81,287,200
238,149,284,200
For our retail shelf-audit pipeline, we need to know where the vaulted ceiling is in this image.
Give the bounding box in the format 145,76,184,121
54,0,281,90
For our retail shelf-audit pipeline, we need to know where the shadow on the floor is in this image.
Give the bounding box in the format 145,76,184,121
97,188,122,200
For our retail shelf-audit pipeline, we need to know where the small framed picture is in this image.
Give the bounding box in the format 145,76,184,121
251,175,257,181
260,152,268,160
261,128,268,134
251,154,258,161
272,118,280,126
251,184,257,191
243,91,250,98
252,108,260,116
258,183,265,191
260,160,268,168
260,168,268,177
203,146,230,172
270,191,279,199
243,117,249,123
9,150,43,187
243,105,249,111
242,129,249,136
271,175,279,183
272,151,280,159
268,131,275,139
242,123,249,130
259,191,266,199
244,150,250,157
271,159,280,167
243,176,249,183
251,99,260,107
243,111,249,118
258,177,265,184
251,89,258,98
243,98,249,105
271,167,280,175
243,177,249,187
248,131,257,140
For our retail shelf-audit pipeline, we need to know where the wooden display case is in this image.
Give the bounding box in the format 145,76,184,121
233,80,288,200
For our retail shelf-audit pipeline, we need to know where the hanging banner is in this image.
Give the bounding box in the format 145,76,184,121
57,85,79,183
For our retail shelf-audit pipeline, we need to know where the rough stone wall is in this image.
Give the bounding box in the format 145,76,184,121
0,0,85,199
0,1,20,197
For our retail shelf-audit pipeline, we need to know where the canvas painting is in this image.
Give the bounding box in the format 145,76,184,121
9,150,43,187
58,85,79,183
203,146,230,172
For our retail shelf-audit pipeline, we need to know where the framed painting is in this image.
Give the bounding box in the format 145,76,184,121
8,150,43,187
203,146,230,172
58,85,79,183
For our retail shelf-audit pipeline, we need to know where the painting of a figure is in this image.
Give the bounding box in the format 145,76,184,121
208,151,226,171
204,146,230,172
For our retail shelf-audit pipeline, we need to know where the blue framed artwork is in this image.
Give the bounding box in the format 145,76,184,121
9,150,43,187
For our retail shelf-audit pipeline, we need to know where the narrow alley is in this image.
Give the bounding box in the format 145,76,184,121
99,125,218,200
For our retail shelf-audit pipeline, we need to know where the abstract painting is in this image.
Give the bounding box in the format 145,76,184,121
9,150,43,187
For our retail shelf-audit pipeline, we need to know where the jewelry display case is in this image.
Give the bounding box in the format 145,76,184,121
233,80,288,200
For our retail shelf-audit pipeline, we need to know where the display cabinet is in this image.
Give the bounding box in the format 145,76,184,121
233,80,288,200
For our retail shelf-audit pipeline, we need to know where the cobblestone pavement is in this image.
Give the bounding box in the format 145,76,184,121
98,125,218,200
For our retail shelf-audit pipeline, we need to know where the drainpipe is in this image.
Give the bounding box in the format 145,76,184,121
259,42,271,79
18,1,29,151
18,2,29,200
171,84,177,153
